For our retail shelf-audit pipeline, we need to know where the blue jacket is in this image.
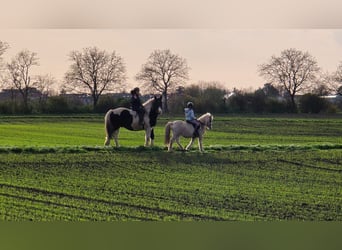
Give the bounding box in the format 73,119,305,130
184,108,196,121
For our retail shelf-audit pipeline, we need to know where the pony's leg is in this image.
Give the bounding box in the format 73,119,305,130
145,127,152,146
185,138,195,151
113,129,120,147
175,137,184,151
168,136,176,152
198,136,204,152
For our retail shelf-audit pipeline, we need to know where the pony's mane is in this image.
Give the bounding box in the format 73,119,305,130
198,112,212,120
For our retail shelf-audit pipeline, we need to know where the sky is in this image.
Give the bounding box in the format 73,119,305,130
1,1,342,92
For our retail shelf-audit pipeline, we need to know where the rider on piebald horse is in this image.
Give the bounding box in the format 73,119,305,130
130,87,145,127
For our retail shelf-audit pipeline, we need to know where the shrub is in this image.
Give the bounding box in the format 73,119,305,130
299,94,328,113
94,96,130,113
44,96,72,114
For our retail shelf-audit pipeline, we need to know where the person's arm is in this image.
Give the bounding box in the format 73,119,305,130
131,96,139,109
190,109,196,120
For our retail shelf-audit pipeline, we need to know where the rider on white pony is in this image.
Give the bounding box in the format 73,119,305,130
184,102,200,137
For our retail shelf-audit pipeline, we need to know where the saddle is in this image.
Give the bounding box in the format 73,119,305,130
186,120,196,128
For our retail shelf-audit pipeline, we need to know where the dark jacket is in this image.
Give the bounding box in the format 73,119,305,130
131,94,143,112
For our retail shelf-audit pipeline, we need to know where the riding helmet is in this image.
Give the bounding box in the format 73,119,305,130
187,102,193,108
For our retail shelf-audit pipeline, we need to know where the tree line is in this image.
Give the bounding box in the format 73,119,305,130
0,41,342,114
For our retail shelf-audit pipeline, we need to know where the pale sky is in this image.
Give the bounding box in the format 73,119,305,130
1,0,342,29
1,0,342,92
1,29,342,92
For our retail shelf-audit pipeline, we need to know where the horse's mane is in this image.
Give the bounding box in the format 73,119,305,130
198,112,212,120
142,97,157,112
142,97,154,107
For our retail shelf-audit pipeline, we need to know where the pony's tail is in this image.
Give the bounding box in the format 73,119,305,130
164,122,172,145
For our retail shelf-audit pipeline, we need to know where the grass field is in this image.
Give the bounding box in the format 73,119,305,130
0,114,341,221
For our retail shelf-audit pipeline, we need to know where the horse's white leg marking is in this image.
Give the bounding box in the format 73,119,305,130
104,136,110,146
113,129,120,147
185,138,195,151
145,127,152,146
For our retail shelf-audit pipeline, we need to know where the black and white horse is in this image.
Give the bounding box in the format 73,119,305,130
104,95,163,147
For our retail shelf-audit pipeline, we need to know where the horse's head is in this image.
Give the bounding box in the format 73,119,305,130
143,95,163,115
198,113,213,130
151,95,163,115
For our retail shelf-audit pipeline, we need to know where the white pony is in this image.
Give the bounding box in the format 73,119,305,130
164,113,213,152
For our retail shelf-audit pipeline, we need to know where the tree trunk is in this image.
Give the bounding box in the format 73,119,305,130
162,90,168,113
22,95,30,113
290,95,297,113
19,88,30,113
93,94,99,110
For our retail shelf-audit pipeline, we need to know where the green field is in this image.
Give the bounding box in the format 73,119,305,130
0,115,341,221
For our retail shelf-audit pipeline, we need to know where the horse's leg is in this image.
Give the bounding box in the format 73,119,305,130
175,137,184,151
150,128,155,146
113,129,120,147
198,136,204,152
168,136,176,152
145,127,152,146
104,117,112,146
104,136,111,146
185,138,195,151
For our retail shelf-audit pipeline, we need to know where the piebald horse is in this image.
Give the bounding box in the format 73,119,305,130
165,113,213,152
104,95,163,147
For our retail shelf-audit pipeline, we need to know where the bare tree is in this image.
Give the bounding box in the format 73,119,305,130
7,49,39,112
0,41,9,82
34,74,57,104
0,41,8,58
334,62,342,95
64,46,126,108
258,48,320,111
312,71,337,96
136,49,190,112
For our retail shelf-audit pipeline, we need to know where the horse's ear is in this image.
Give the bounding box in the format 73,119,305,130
153,94,162,100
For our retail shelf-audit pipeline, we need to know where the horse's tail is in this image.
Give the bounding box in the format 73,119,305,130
104,111,114,145
164,122,173,145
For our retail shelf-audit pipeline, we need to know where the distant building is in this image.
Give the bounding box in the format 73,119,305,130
59,93,93,105
320,95,342,104
0,89,18,101
0,88,45,102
